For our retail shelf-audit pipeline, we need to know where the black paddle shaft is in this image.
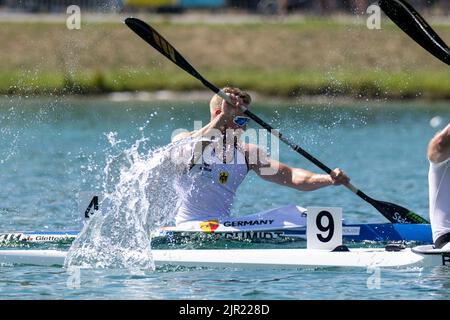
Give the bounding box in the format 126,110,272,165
242,109,333,174
124,18,333,172
124,17,428,224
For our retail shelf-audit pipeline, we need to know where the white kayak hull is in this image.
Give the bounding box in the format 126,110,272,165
0,246,448,269
153,248,445,269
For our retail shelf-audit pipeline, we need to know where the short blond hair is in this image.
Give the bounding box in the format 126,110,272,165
209,87,252,114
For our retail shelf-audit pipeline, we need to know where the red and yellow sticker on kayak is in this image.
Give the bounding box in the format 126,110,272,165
200,219,220,233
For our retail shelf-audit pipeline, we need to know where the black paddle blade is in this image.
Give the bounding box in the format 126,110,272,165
371,199,429,224
125,18,204,81
379,0,450,66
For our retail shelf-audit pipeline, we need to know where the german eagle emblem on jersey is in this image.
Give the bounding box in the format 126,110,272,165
219,171,229,184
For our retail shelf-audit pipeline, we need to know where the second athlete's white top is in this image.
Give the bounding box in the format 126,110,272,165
429,158,450,242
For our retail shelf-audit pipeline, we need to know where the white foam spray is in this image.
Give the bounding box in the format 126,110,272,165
65,133,198,270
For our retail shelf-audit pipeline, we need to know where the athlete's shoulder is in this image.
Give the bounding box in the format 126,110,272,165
429,157,450,169
428,124,450,163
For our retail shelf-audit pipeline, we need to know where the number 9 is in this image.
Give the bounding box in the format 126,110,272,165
316,210,334,242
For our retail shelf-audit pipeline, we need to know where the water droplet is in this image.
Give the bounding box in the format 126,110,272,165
430,116,443,128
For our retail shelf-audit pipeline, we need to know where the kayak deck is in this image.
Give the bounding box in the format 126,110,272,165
0,223,433,244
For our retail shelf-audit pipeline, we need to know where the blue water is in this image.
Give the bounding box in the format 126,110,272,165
1,96,450,299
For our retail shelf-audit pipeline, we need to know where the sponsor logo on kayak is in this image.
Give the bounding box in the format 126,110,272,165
31,236,69,242
200,219,220,233
223,219,275,227
0,233,24,242
0,233,73,242
224,231,283,240
342,227,360,236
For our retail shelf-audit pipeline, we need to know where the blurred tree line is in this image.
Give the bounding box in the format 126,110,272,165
0,0,448,15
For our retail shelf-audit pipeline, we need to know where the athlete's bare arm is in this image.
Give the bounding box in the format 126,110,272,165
428,124,450,164
172,94,246,143
245,143,349,191
171,113,227,143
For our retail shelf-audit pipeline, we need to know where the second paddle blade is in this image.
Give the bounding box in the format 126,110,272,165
379,0,450,66
371,199,429,224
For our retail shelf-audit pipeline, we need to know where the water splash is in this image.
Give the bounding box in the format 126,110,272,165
65,134,197,270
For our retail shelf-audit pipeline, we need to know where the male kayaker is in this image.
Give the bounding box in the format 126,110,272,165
172,87,350,226
428,123,450,249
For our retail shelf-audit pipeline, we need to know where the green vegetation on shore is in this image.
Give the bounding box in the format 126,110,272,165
1,18,449,99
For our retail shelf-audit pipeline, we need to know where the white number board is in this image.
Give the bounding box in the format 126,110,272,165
307,207,342,250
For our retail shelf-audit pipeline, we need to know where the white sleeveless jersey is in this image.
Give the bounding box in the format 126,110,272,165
429,159,450,242
175,142,249,225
